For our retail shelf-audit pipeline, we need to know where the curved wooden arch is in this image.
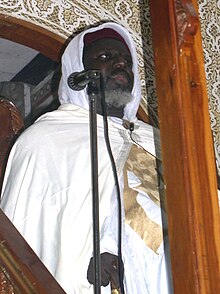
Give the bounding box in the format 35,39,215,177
0,14,65,61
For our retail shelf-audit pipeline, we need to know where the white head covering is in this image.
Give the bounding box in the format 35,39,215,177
58,22,142,122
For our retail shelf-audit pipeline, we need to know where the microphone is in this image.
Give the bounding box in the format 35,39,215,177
67,70,100,91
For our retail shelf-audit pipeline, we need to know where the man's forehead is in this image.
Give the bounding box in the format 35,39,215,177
85,38,130,53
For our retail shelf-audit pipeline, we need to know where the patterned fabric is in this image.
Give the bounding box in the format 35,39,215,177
123,144,163,253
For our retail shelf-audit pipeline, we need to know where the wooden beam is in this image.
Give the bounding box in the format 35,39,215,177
149,0,220,293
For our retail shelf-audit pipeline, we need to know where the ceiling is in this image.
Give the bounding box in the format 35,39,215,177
0,38,59,86
0,38,38,82
0,38,60,126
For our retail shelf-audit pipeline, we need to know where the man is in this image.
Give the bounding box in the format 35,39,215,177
1,22,171,293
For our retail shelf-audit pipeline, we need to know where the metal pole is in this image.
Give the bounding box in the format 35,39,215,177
88,81,101,294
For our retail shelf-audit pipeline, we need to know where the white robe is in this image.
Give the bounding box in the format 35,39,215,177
1,104,171,294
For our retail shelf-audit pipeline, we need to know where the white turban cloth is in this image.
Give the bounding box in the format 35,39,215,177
58,21,142,123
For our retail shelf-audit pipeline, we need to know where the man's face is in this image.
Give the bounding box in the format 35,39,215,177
83,38,134,117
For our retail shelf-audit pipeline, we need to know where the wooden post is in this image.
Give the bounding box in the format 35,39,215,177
149,0,220,293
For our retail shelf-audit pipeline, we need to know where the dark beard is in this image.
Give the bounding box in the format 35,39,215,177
104,89,132,108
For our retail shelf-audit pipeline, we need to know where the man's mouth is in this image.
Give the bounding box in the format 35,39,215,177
112,70,130,83
107,70,131,90
114,77,129,88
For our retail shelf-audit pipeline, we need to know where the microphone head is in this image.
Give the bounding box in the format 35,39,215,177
67,73,86,91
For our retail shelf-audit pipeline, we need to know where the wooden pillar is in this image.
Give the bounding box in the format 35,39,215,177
149,0,220,293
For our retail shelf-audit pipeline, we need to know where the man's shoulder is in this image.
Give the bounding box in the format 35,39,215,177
15,120,51,152
16,107,89,150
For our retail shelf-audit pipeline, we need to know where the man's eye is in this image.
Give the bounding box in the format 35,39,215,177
98,53,112,60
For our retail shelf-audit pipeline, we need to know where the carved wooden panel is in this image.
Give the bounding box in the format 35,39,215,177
0,98,24,193
0,270,14,294
174,0,199,48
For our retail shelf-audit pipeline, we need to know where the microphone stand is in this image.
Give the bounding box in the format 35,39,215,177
87,72,124,294
87,79,101,294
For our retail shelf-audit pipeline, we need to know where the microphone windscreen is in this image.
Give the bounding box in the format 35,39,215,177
67,73,86,91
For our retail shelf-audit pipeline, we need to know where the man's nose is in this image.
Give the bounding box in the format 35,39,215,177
112,56,127,69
